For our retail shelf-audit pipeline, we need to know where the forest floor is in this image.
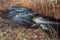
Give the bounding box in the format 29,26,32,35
0,16,59,40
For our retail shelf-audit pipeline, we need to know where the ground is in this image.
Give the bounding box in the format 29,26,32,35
0,16,58,40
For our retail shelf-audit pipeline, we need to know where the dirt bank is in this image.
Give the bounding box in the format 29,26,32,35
0,0,60,20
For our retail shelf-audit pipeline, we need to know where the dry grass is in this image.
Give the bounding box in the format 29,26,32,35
0,0,60,19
